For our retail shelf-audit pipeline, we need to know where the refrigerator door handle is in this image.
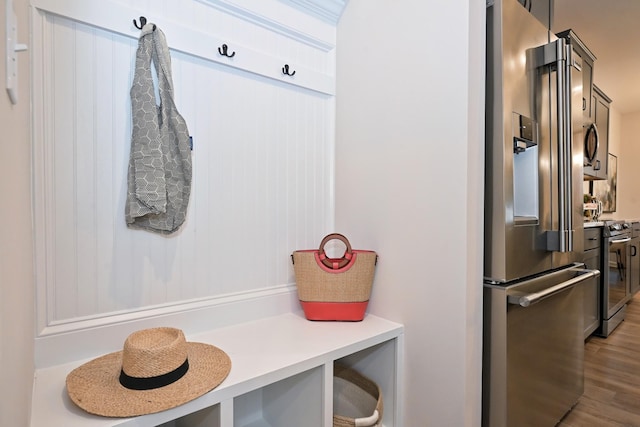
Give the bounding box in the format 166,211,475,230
559,43,576,252
507,268,599,307
528,39,575,252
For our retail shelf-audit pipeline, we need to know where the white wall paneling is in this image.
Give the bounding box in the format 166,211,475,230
31,0,337,94
31,0,338,365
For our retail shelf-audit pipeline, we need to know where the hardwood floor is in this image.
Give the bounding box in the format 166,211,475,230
558,293,640,426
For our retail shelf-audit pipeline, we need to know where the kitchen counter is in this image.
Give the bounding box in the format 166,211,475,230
584,221,605,228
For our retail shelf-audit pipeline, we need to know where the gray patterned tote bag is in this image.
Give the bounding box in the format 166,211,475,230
125,23,192,234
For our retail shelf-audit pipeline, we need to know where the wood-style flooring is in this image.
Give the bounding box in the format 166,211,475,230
558,293,640,426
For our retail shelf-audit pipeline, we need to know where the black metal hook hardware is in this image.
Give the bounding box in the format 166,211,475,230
133,16,156,31
282,64,296,76
218,44,236,58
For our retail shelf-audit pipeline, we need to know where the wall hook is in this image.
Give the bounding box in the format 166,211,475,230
218,44,236,58
6,0,28,105
282,64,296,77
133,16,156,31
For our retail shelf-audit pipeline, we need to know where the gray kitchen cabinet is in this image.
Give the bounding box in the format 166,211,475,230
583,227,602,338
630,222,640,297
556,30,610,180
518,0,552,29
556,29,596,122
587,85,612,180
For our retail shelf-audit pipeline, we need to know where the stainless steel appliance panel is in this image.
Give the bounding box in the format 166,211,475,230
553,43,585,269
483,265,598,427
484,0,595,424
607,237,630,311
485,0,584,283
598,221,631,337
485,0,553,282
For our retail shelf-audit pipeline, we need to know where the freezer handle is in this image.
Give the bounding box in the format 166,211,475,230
507,269,600,307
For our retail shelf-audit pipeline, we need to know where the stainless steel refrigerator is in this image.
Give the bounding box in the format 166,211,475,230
483,0,600,426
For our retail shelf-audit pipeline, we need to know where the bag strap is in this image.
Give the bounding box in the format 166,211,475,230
318,233,353,269
128,24,166,214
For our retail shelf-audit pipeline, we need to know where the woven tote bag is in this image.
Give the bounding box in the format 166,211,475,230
291,234,377,321
333,364,383,427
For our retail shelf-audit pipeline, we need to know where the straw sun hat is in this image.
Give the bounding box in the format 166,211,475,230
66,327,231,418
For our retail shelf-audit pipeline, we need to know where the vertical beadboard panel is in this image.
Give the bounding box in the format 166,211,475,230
94,29,116,314
73,22,98,317
51,17,77,320
110,34,138,311
35,4,334,329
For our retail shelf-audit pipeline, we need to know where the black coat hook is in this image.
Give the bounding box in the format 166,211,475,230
218,44,236,58
282,64,296,76
133,16,156,31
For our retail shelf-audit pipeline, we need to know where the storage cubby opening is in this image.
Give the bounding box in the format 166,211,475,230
157,404,221,427
336,339,398,427
234,366,324,427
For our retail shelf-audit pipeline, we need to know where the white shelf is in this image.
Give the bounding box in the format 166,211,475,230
31,313,403,427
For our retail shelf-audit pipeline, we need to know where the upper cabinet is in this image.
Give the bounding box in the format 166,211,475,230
556,29,596,121
589,85,612,179
556,29,611,181
517,0,553,29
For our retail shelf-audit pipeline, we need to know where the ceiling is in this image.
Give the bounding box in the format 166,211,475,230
553,0,640,114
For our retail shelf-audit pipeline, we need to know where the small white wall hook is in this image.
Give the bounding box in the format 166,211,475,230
6,0,29,105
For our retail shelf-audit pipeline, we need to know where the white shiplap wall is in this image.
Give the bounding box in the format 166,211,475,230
31,0,338,356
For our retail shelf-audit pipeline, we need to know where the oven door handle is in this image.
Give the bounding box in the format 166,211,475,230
507,269,600,307
610,237,631,245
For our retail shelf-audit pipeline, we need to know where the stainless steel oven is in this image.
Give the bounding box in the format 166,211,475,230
599,220,632,337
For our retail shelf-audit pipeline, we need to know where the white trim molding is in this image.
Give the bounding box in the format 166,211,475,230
196,0,342,50
31,0,338,94
279,0,348,24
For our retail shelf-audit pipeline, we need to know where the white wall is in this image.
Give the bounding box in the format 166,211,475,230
335,1,484,425
615,109,640,220
608,106,622,160
593,104,640,222
0,0,35,425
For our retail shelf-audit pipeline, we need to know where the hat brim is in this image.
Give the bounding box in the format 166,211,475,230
66,342,231,417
